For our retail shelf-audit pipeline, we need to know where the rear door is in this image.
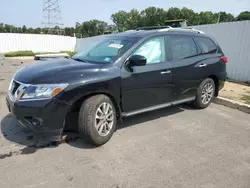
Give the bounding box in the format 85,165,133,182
194,36,227,79
167,35,205,100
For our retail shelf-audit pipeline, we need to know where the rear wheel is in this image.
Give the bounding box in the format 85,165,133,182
78,94,117,146
193,78,215,109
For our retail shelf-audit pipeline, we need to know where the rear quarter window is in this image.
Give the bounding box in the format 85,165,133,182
195,37,217,54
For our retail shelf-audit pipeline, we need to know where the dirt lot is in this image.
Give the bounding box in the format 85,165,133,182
0,58,250,188
220,82,250,104
0,57,33,95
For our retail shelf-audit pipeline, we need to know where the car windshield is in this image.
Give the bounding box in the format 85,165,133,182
72,37,136,63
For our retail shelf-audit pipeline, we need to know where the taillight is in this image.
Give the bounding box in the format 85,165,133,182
220,56,228,63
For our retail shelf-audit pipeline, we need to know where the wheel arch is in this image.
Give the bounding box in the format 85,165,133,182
68,91,122,119
208,75,219,97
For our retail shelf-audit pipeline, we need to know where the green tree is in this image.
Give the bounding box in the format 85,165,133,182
217,12,235,22
81,20,108,37
237,11,250,21
4,24,13,32
140,7,167,27
33,27,42,34
197,11,217,25
0,23,4,32
22,25,27,33
95,20,108,35
16,27,23,33
166,7,183,20
27,27,34,34
127,9,142,29
65,27,75,36
111,11,129,32
180,7,199,26
75,23,83,37
105,24,117,33
0,8,248,36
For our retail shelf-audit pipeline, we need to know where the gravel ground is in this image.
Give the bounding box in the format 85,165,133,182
0,59,250,188
0,57,33,94
220,82,250,104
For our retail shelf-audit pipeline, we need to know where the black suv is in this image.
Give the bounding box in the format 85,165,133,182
6,27,227,146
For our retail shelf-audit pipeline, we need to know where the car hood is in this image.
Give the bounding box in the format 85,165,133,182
14,58,102,84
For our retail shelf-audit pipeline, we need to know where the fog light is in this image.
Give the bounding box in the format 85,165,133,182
25,117,43,127
31,117,43,127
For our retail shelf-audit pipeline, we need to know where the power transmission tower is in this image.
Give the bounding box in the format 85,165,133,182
42,0,65,35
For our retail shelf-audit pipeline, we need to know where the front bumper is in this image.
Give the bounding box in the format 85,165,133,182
6,94,70,141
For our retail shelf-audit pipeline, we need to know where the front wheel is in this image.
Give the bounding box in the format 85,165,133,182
193,78,215,109
78,94,117,146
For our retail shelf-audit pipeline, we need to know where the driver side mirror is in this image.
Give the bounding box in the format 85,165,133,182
127,55,147,68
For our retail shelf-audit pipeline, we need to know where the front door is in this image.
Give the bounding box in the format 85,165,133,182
121,36,173,113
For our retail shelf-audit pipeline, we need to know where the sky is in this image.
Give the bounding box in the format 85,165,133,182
0,0,249,28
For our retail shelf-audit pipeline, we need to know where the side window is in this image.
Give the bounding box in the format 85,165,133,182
169,36,198,61
196,37,217,54
133,37,165,65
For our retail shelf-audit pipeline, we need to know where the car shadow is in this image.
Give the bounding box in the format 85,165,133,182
119,105,185,129
1,113,34,146
1,114,60,150
67,104,188,149
1,104,193,151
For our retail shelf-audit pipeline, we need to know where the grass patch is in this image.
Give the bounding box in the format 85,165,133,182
5,51,77,57
34,52,58,55
4,50,34,57
60,51,77,57
241,95,250,104
226,79,250,87
34,51,77,56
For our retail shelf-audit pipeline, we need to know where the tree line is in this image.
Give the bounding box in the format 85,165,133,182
0,7,250,38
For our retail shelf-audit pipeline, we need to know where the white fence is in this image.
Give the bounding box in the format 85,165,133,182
75,21,250,83
0,33,76,53
193,21,250,83
1,21,250,82
75,35,111,52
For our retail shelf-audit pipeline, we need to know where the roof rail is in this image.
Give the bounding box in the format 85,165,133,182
136,26,172,31
158,27,205,34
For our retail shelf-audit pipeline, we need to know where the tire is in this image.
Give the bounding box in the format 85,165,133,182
78,94,117,146
193,78,215,109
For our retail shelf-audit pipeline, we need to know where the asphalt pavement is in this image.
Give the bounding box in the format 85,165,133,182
0,98,250,188
0,59,250,188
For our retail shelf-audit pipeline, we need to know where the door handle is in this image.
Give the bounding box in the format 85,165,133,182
161,70,171,75
198,64,207,68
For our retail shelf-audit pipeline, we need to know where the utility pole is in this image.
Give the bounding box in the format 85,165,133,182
217,12,221,24
41,0,65,35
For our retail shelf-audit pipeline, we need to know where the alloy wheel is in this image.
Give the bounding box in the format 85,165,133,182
201,82,214,105
95,102,114,137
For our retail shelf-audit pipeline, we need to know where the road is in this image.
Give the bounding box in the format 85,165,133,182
0,59,250,188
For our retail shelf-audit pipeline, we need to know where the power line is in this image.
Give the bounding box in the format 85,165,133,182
41,0,65,35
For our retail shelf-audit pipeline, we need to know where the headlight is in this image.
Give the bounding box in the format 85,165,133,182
21,83,68,100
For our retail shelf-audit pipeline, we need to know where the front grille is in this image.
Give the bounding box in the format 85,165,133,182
11,81,21,95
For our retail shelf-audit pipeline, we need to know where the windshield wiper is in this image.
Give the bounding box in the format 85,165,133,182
71,57,87,63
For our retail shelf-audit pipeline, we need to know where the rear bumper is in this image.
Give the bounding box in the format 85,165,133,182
219,80,225,91
6,95,70,141
218,71,227,93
